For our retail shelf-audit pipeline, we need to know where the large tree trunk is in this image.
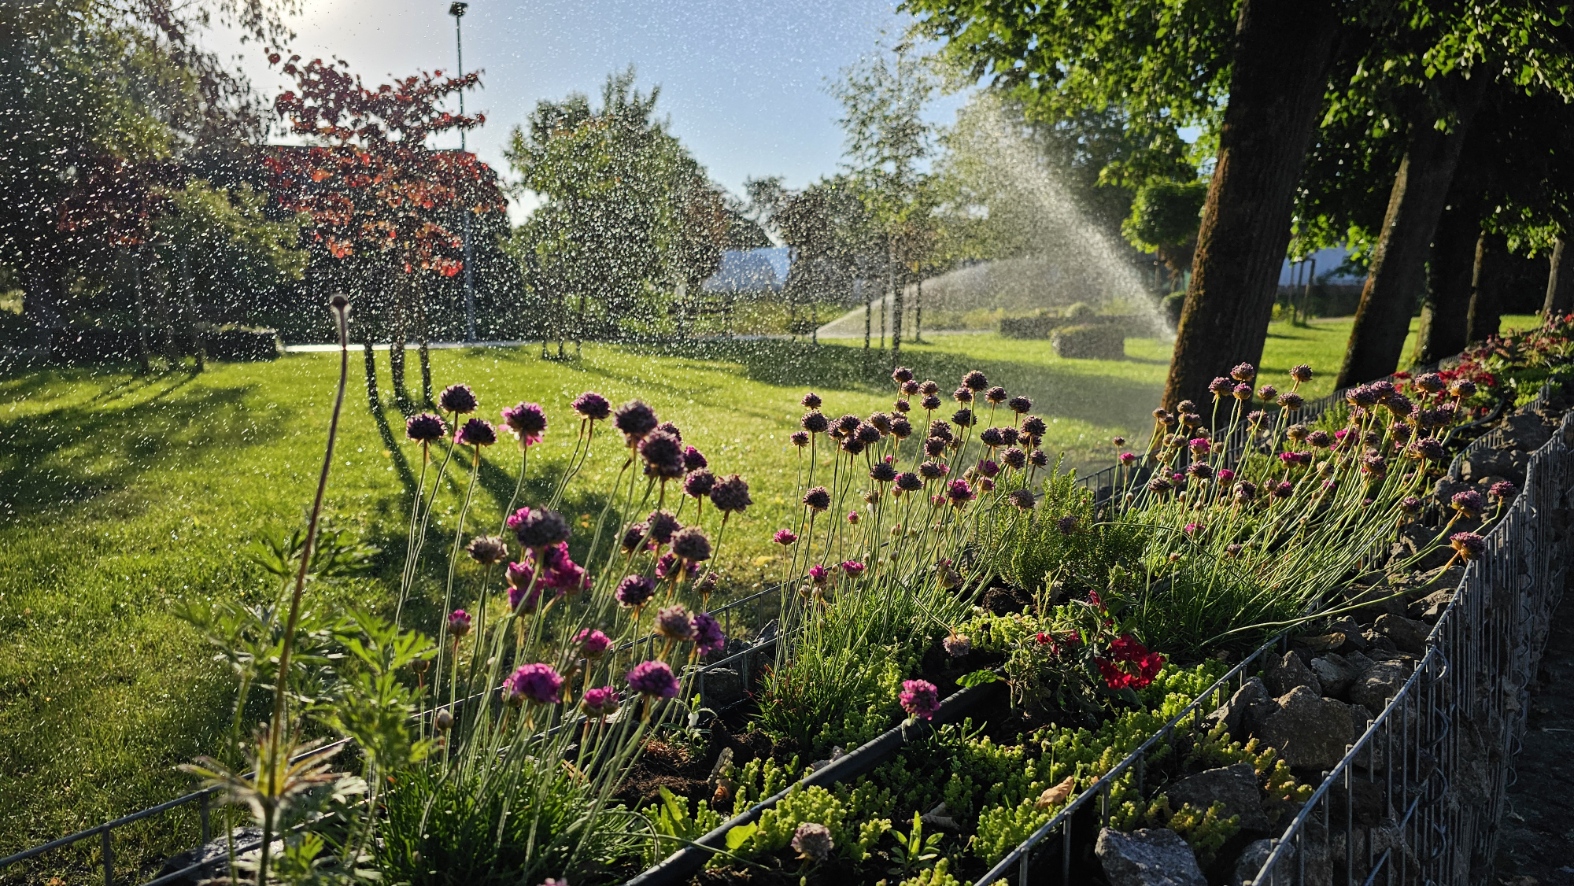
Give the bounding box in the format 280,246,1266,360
1466,231,1505,343
1543,237,1574,319
1337,78,1486,387
1412,183,1482,364
1162,0,1341,408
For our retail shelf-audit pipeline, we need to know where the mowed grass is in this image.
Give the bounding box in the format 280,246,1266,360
0,315,1536,878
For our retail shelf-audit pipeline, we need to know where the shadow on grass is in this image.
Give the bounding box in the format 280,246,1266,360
0,379,272,522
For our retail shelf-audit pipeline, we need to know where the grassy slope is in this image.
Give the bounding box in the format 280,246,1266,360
0,315,1535,875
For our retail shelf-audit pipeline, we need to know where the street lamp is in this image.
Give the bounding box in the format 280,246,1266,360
450,1,476,343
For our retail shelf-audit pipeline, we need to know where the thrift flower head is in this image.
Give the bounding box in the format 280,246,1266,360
1208,377,1233,397
709,475,753,514
574,629,611,659
946,478,975,507
513,508,570,549
900,679,941,720
467,535,509,565
507,584,543,614
1119,451,1137,466
1449,379,1478,398
892,366,914,384
979,427,1005,448
457,418,497,447
1450,531,1487,560
639,430,686,479
619,521,648,553
501,402,547,446
627,660,680,699
1217,468,1236,483
1280,391,1305,410
962,370,989,391
841,560,866,578
801,411,830,434
506,559,535,588
1017,415,1043,440
985,386,1008,404
1003,447,1027,469
1232,383,1253,401
895,472,923,492
581,687,620,718
613,400,659,442
571,391,611,421
890,416,912,438
448,609,472,637
439,384,478,414
670,527,712,563
405,412,447,443
808,564,830,585
1230,362,1256,383
921,394,942,411
1008,488,1036,509
682,469,716,499
503,663,563,706
773,528,798,545
1290,363,1314,383
681,445,708,472
801,391,823,409
655,552,699,582
1008,395,1033,414
1189,438,1211,456
692,612,726,655
1414,372,1446,394
803,486,832,511
1257,384,1278,402
656,421,682,440
655,605,695,641
790,430,811,447
952,407,975,427
1490,480,1517,499
870,461,897,483
1451,490,1485,517
647,509,681,545
1057,515,1078,534
615,574,656,608
792,823,833,862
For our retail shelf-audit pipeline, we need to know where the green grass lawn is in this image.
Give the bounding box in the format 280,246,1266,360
0,314,1536,877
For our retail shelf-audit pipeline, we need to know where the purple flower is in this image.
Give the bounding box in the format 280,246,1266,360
501,402,547,446
581,686,620,718
467,535,509,565
952,407,975,428
1490,481,1517,500
808,564,830,585
985,385,1008,404
1118,451,1137,466
615,574,656,608
620,521,649,553
801,411,830,434
613,400,659,442
575,628,611,659
709,474,753,513
1230,362,1256,383
801,391,823,409
870,460,898,483
513,508,570,549
1216,468,1236,483
943,633,971,657
1451,490,1485,517
890,416,912,438
1008,488,1035,509
1002,447,1027,470
946,478,975,507
1056,515,1078,534
1208,377,1232,397
1290,364,1313,383
895,471,923,492
448,609,472,637
506,559,534,588
670,527,712,563
1021,416,1048,441
681,445,708,472
457,418,497,447
921,394,942,411
502,663,563,706
790,430,811,447
802,486,831,512
405,413,447,443
507,584,543,613
1414,372,1446,394
962,370,989,391
773,528,798,545
439,384,478,414
899,679,940,721
571,391,611,421
647,509,681,545
1408,438,1445,461
692,612,726,655
1280,391,1305,410
682,469,716,499
977,459,1000,478
841,560,866,578
1008,395,1033,414
1450,531,1487,560
627,660,680,699
792,822,833,862
1232,383,1253,401
979,427,1005,448
639,430,686,479
892,367,914,384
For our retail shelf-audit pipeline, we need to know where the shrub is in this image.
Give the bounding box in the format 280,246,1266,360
998,313,1064,339
1162,291,1186,325
1064,301,1098,322
1052,324,1126,359
206,325,282,361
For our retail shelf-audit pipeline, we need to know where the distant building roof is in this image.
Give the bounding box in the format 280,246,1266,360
703,247,792,293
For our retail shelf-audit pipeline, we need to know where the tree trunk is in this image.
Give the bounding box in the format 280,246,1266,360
132,247,152,374
892,272,905,367
1466,231,1505,343
179,244,205,371
20,249,63,351
415,281,432,405
361,319,380,409
575,291,586,358
1542,237,1574,319
1412,184,1481,365
1337,78,1486,387
389,273,408,403
864,279,872,352
1162,0,1342,408
157,264,181,365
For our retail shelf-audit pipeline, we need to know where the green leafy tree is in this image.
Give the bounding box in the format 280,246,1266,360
506,68,728,350
1122,179,1210,289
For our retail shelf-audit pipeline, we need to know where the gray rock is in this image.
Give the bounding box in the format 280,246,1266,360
1310,653,1364,699
1259,687,1354,771
1409,586,1454,622
1263,650,1322,697
1095,828,1207,886
699,666,745,708
1501,413,1552,451
1349,661,1411,716
1208,677,1276,742
1232,837,1289,886
1459,448,1515,483
1164,762,1270,832
1373,614,1431,654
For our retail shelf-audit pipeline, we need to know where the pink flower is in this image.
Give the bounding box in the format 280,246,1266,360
809,564,830,585
502,663,563,706
574,629,611,659
580,687,620,718
448,609,472,637
1119,451,1137,465
773,528,798,545
841,560,866,578
627,660,679,699
847,510,861,524
899,679,940,721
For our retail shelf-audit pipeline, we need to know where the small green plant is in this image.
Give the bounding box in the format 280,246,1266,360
887,811,945,876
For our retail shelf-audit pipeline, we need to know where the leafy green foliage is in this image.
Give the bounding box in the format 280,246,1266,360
988,462,1146,596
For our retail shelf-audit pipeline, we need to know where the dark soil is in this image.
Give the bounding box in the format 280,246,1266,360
1494,574,1574,886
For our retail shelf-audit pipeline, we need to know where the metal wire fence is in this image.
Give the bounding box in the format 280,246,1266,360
1249,392,1572,885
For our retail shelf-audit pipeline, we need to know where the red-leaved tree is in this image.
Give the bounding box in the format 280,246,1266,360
266,54,502,405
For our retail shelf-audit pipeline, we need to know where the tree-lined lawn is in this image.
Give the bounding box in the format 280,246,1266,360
0,315,1534,878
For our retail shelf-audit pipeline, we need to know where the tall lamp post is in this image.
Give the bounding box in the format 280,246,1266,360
450,1,476,343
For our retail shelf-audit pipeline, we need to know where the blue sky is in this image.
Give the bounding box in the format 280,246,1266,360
220,0,960,220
